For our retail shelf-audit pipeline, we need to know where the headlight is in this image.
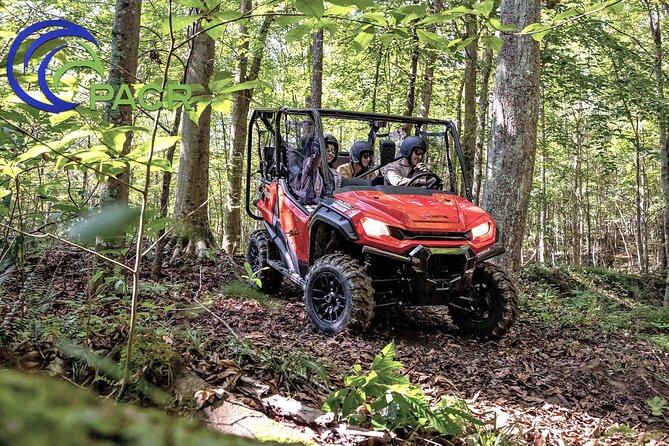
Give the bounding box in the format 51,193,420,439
361,217,390,237
470,221,492,240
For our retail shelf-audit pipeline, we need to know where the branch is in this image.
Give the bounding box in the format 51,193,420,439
0,223,133,273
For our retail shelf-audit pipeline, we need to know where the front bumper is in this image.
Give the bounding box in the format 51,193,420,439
362,244,505,304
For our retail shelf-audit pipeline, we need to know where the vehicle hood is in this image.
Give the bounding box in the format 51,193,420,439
333,189,489,232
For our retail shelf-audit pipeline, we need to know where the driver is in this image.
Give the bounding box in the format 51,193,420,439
383,136,431,186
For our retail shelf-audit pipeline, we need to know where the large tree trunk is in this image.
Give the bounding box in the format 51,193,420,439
99,0,141,206
403,31,420,135
472,48,493,204
419,0,444,118
223,9,273,254
649,2,669,304
173,19,216,257
310,29,323,108
481,0,541,271
462,12,478,182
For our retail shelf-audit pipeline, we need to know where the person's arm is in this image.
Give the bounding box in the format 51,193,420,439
384,162,413,186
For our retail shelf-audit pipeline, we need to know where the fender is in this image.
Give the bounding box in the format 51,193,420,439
308,202,358,264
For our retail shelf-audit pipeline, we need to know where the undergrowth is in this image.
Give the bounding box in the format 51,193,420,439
520,264,669,349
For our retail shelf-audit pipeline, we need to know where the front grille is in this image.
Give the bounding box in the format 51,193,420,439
427,254,467,279
390,227,469,241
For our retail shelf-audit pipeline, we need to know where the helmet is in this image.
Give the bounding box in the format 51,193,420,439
350,140,374,164
324,134,339,158
399,135,428,158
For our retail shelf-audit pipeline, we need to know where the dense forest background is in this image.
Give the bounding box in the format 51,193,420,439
1,0,667,279
2,0,669,444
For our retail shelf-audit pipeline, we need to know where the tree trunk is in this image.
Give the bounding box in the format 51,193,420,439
473,48,493,204
649,2,669,304
419,0,444,118
480,0,541,272
310,29,323,108
99,0,141,206
151,108,182,278
538,99,546,264
462,12,478,182
403,31,420,134
223,9,273,254
173,18,216,257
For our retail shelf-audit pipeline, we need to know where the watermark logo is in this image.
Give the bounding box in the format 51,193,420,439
7,20,104,113
7,20,191,113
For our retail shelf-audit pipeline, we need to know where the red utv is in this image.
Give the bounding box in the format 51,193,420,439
245,108,518,338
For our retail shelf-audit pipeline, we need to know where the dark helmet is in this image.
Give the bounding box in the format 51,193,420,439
399,135,428,158
324,134,339,157
350,140,374,164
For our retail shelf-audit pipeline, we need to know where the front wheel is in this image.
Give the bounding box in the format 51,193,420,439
304,253,375,334
449,262,518,339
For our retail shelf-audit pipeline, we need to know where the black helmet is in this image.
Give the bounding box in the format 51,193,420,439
324,134,339,166
399,135,428,158
350,140,374,164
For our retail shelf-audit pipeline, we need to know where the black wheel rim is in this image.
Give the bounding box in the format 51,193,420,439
466,279,494,322
248,241,261,273
310,272,347,323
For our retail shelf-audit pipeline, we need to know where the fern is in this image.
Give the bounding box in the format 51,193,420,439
323,341,482,436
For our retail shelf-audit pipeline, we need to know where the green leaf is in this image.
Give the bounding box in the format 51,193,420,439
286,23,313,43
472,0,494,17
173,0,204,8
149,158,173,172
361,12,386,26
648,396,667,416
327,0,374,9
605,1,624,15
294,0,324,19
397,4,427,23
211,98,233,113
162,14,202,35
481,35,504,52
378,33,396,46
324,4,354,16
352,25,375,53
49,110,76,125
72,204,140,244
220,79,264,94
144,216,174,237
15,145,50,163
488,18,519,32
78,151,110,163
274,15,303,26
416,29,445,49
552,9,580,22
151,136,181,152
211,9,243,21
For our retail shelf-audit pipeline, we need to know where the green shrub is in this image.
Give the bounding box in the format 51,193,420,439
323,341,481,436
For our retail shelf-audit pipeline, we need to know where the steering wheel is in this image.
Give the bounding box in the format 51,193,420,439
406,172,443,190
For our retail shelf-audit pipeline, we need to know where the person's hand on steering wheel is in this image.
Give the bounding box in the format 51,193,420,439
406,172,443,190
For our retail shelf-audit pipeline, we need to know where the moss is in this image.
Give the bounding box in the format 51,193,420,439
0,369,288,446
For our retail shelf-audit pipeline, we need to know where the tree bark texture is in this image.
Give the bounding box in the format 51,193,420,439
481,0,541,271
310,29,323,108
419,0,443,118
648,3,669,305
462,13,478,183
473,48,493,204
403,31,420,134
173,19,216,254
99,0,141,206
223,9,272,254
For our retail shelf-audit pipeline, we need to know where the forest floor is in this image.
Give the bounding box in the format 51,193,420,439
1,243,669,445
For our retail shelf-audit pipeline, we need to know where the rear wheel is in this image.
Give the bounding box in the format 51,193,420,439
246,230,283,294
304,253,374,334
449,262,518,339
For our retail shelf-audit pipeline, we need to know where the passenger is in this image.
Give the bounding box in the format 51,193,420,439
383,136,431,186
293,134,341,205
336,141,377,180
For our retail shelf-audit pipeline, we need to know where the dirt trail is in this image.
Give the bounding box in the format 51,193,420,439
196,275,669,445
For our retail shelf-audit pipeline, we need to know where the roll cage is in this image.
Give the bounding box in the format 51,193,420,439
245,108,472,221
